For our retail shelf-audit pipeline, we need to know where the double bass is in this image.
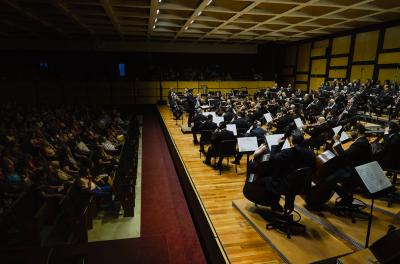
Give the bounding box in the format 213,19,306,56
304,149,343,208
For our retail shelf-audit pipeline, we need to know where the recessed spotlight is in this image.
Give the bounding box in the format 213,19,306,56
158,0,162,2
197,11,202,16
155,18,158,22
207,0,212,6
185,26,188,30
190,20,194,24
153,25,156,29
157,9,159,14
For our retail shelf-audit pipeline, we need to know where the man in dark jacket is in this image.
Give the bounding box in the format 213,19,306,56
379,121,400,169
327,123,372,206
199,115,218,153
262,129,316,210
192,109,207,144
204,122,235,170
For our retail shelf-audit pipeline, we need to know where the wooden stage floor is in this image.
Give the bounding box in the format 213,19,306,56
158,106,399,263
158,106,282,263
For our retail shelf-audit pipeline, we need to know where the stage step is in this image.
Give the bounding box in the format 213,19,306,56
233,199,353,264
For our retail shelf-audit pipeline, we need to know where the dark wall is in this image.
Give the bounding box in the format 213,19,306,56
0,46,283,82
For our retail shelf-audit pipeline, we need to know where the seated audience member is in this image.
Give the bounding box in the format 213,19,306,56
203,122,235,170
78,166,113,208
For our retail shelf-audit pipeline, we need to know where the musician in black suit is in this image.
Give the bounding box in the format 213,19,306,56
199,115,218,153
185,88,196,127
232,111,250,133
327,123,372,206
223,105,235,122
379,122,400,170
262,129,316,210
204,122,235,170
192,109,207,144
304,116,332,149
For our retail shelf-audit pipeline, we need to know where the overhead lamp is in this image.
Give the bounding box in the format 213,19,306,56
185,26,188,30
158,0,162,2
207,0,212,6
153,25,156,29
197,11,202,16
157,9,160,14
155,18,158,22
190,20,194,24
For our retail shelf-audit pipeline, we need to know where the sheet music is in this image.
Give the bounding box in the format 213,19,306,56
332,125,350,142
294,117,304,128
355,161,392,194
226,124,237,136
202,111,216,118
265,134,290,150
237,137,258,153
264,113,273,123
213,116,224,126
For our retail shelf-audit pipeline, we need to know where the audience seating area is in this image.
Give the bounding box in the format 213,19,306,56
0,104,140,256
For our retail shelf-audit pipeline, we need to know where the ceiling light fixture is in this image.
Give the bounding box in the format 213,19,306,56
190,20,194,24
197,11,202,16
158,0,162,2
157,9,159,14
207,0,212,6
153,25,156,29
155,18,158,22
185,26,188,30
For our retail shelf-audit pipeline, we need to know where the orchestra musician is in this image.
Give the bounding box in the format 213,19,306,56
379,121,400,170
259,129,316,211
326,124,373,206
203,122,235,170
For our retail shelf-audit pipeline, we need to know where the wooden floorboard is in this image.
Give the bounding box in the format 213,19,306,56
158,106,282,264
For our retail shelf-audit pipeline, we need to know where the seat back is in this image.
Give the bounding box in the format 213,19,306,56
284,167,313,212
216,140,237,157
200,129,214,143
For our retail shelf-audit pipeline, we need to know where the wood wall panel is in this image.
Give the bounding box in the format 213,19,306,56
383,25,400,50
311,47,326,57
296,83,308,91
283,67,294,75
285,45,297,66
350,65,374,82
314,39,329,48
332,35,351,55
309,77,325,92
296,74,308,82
330,57,348,67
329,69,347,79
311,59,327,75
297,42,311,72
378,68,400,82
353,31,379,62
378,52,400,64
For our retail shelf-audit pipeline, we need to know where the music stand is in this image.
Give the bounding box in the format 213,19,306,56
237,137,258,177
355,161,394,248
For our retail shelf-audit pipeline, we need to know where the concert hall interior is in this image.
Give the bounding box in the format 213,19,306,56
2,0,400,263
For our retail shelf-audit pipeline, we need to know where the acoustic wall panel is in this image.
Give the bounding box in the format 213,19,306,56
378,68,400,83
353,31,379,62
329,69,347,79
309,77,325,92
285,45,297,66
332,35,351,55
311,59,327,75
297,42,311,72
378,52,400,64
330,57,348,67
383,25,400,50
350,65,374,82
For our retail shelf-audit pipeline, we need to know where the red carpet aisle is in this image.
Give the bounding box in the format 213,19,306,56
140,111,206,263
86,110,206,264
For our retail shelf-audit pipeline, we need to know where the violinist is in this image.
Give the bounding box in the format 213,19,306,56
304,116,332,150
